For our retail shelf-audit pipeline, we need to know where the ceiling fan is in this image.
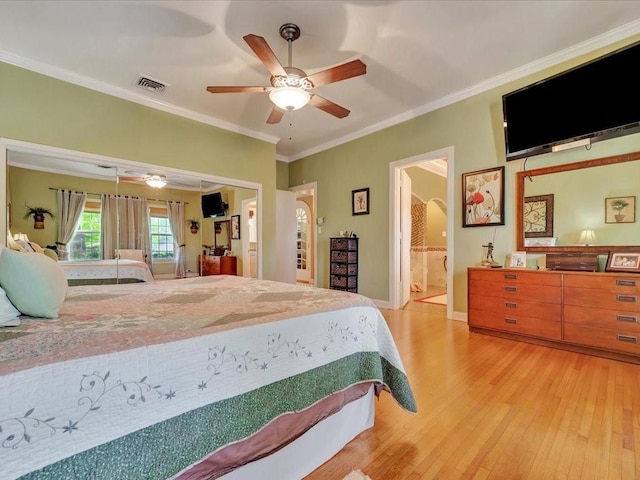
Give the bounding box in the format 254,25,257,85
206,23,367,124
119,171,199,189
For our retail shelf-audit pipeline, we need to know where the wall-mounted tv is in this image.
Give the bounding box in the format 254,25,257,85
503,41,640,161
201,192,227,217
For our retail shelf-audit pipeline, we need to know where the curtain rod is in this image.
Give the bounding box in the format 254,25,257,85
48,187,188,204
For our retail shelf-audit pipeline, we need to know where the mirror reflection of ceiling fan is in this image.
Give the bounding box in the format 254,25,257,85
206,23,367,124
118,171,197,189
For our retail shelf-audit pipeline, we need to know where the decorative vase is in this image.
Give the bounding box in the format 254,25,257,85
615,214,625,222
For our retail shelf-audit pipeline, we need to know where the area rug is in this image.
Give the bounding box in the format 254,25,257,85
343,470,371,480
415,293,447,305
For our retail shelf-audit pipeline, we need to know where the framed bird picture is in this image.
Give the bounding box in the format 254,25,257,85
462,166,504,227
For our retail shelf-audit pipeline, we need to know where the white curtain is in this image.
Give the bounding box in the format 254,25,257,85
56,190,87,260
101,194,152,268
167,201,186,278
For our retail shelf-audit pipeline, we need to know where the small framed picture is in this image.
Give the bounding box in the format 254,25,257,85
605,196,636,224
508,251,527,268
352,188,370,215
606,251,640,273
231,214,240,240
524,194,554,237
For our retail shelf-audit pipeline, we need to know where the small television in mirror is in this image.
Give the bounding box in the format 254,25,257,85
503,40,640,161
201,192,227,217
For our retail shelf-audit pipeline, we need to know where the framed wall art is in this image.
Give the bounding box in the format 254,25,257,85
462,166,504,227
524,194,554,237
352,188,370,215
605,251,640,273
605,196,636,224
231,214,240,240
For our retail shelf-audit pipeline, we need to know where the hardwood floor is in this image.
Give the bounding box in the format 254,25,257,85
305,289,640,479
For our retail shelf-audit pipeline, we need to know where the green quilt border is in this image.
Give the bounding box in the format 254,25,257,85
21,352,415,479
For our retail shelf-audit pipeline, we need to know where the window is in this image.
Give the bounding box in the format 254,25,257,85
69,201,101,261
150,215,174,260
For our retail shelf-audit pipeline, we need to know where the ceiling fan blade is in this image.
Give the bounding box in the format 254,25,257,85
309,95,351,119
243,34,288,77
118,176,144,182
266,106,285,124
207,86,270,94
305,59,366,87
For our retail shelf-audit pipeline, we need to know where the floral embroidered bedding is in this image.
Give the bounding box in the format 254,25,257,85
0,275,416,479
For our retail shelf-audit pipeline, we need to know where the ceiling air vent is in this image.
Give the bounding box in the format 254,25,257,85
136,75,167,94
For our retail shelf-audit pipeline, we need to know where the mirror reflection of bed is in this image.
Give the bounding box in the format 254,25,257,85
5,146,260,284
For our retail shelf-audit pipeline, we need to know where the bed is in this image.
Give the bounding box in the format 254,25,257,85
0,274,416,479
59,258,155,285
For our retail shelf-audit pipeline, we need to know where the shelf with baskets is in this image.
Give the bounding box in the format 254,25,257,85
330,237,358,293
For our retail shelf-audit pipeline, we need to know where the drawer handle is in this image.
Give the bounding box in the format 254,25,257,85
505,302,518,308
504,274,517,279
617,334,638,344
617,314,638,323
504,318,518,324
617,279,638,287
617,295,638,303
504,286,518,292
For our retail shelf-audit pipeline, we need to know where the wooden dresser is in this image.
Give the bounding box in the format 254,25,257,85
468,267,640,363
198,255,237,276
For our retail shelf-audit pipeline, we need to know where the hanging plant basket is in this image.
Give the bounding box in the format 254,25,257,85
188,219,200,234
24,205,55,230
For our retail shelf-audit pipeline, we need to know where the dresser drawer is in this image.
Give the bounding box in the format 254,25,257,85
469,309,561,340
564,274,640,293
564,305,640,332
469,269,562,286
470,294,561,319
564,324,640,355
469,279,561,303
564,287,640,312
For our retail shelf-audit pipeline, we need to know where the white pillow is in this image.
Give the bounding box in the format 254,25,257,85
0,247,68,318
0,286,21,327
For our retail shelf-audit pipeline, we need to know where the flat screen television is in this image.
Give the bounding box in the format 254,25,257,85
201,192,227,217
503,40,640,161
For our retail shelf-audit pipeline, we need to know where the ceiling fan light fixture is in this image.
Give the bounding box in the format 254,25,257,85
145,175,167,188
269,86,310,111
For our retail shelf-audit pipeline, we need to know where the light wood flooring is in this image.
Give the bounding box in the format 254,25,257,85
304,289,640,480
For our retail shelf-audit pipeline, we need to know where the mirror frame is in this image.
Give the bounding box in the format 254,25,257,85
516,150,640,254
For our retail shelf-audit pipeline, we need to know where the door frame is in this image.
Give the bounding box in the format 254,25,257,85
389,146,454,317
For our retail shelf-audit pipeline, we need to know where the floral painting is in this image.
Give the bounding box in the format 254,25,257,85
462,166,504,227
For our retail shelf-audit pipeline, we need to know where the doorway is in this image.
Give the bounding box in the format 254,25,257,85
389,147,454,317
290,182,317,286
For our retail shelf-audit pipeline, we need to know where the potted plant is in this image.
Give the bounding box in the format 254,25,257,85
611,199,629,222
188,219,200,234
24,205,55,229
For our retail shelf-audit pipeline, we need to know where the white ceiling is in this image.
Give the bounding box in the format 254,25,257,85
1,1,640,162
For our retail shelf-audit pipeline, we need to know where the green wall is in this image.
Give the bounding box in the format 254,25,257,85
0,62,279,278
289,35,640,311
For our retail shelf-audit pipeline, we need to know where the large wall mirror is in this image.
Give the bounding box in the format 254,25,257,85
2,139,262,281
516,151,640,253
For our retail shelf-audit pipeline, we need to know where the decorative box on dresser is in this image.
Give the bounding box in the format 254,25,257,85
468,267,640,364
329,237,358,293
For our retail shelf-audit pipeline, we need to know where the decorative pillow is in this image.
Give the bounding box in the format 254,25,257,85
0,247,68,318
0,286,21,327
